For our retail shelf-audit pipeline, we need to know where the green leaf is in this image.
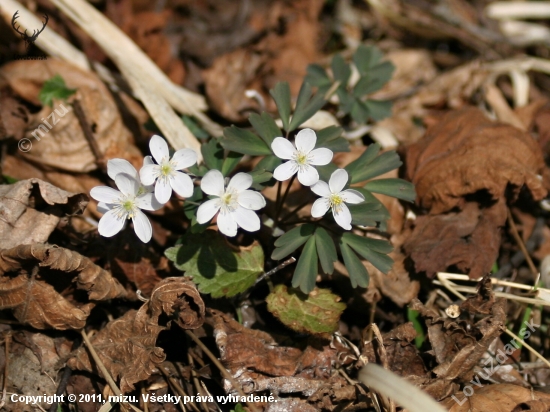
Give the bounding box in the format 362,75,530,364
231,404,246,412
316,163,338,183
222,126,271,156
266,285,345,334
353,45,384,75
291,235,318,293
337,88,355,115
294,82,313,117
221,151,243,176
288,92,326,131
342,233,393,274
345,143,381,178
331,54,351,86
201,139,224,171
364,178,416,202
183,185,203,220
339,240,369,288
39,74,76,107
353,150,402,183
249,169,273,187
407,308,426,349
315,227,337,274
248,112,281,146
348,202,389,226
182,115,210,139
270,82,292,131
341,232,393,254
305,64,331,88
165,231,264,298
272,224,315,260
364,99,393,121
316,126,349,152
254,154,283,173
350,100,370,124
353,61,395,97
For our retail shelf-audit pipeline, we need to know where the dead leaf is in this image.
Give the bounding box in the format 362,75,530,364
0,59,142,172
0,244,128,329
441,384,550,411
0,89,29,141
69,277,204,392
0,178,88,249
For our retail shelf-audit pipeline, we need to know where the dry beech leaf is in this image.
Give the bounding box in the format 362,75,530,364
0,244,127,329
69,277,205,392
0,178,88,249
406,107,547,214
0,59,142,172
441,384,550,411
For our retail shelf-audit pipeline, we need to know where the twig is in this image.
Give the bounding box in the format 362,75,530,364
255,257,296,285
184,330,260,412
507,209,539,282
72,100,106,171
187,351,208,412
80,330,143,412
0,332,11,409
48,337,81,412
159,366,200,412
504,328,550,368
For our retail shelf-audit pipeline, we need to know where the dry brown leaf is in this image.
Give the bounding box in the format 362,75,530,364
0,89,29,141
0,59,142,172
441,384,550,411
0,244,127,329
0,178,88,249
69,277,205,392
406,107,547,214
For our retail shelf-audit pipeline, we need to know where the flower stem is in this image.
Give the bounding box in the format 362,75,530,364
280,198,311,224
274,175,296,225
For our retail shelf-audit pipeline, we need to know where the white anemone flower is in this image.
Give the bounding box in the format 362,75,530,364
310,169,365,230
271,128,333,186
90,173,162,243
196,170,266,237
139,135,197,204
107,158,153,194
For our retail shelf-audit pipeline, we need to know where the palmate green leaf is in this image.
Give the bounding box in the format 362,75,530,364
353,45,384,75
348,202,389,226
339,240,369,288
254,154,282,173
272,224,315,260
364,99,393,121
305,64,331,88
314,227,337,274
289,91,326,131
249,112,281,146
182,115,210,139
342,233,394,274
222,126,272,156
350,100,370,124
364,178,416,202
183,186,203,220
39,74,76,107
295,82,313,117
165,231,264,298
331,54,351,85
350,149,402,184
345,143,381,180
266,285,346,334
291,235,318,293
353,61,395,97
201,139,224,171
249,170,273,189
221,151,243,176
317,163,338,183
270,82,292,131
316,126,349,152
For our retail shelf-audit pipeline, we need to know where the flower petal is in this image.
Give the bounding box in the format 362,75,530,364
172,148,197,170
135,193,163,211
341,189,365,204
132,209,152,243
311,198,330,217
149,135,169,164
201,169,225,196
143,155,154,166
271,137,296,160
155,179,173,204
273,161,297,182
97,202,111,214
295,128,316,153
333,204,352,230
107,159,138,181
329,169,348,193
140,164,159,186
231,207,260,232
310,180,330,197
309,148,333,166
115,173,140,196
237,190,266,210
90,186,121,203
170,172,194,198
98,209,126,237
297,165,319,186
196,199,220,224
228,172,252,192
217,211,238,237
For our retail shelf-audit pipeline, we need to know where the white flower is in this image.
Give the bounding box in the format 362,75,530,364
139,135,197,204
271,128,333,186
107,158,153,194
90,173,162,243
310,169,365,230
196,170,266,237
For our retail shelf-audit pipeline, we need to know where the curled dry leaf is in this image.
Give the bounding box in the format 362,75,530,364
405,108,547,278
69,277,204,392
0,178,88,249
0,244,127,329
440,384,550,411
0,59,142,172
0,90,29,141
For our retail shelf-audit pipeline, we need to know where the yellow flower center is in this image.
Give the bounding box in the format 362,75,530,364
329,194,344,209
294,152,308,166
160,162,173,176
